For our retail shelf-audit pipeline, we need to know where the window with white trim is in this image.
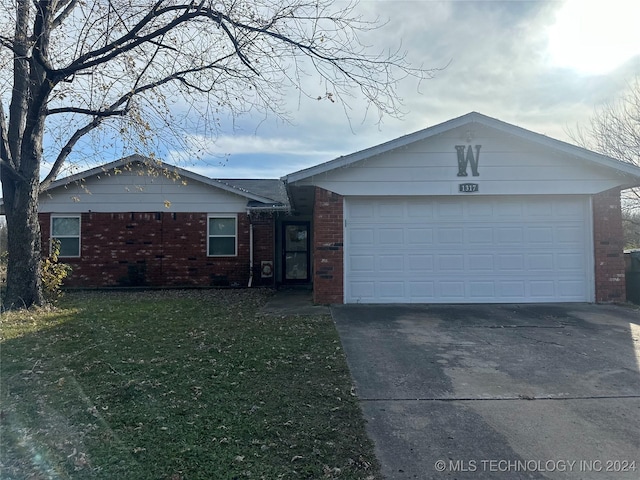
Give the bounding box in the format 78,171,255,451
51,215,81,257
207,215,237,256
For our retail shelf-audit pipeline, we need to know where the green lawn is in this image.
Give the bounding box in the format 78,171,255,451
1,290,380,479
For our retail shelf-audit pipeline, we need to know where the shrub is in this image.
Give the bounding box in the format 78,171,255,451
41,239,72,303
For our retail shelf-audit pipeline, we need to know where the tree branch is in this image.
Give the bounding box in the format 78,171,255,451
52,0,78,29
40,115,103,189
46,106,128,116
1,101,27,183
216,18,260,76
57,1,197,78
8,0,32,165
0,158,29,183
0,101,13,167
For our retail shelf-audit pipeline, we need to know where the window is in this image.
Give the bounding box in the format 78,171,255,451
208,215,237,256
51,215,81,257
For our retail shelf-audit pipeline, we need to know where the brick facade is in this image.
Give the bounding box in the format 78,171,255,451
39,211,274,288
592,188,626,302
38,188,629,303
312,187,344,304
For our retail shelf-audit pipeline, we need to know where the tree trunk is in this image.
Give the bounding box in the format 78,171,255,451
1,169,44,310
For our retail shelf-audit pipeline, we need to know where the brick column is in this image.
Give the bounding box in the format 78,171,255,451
313,187,344,304
593,188,626,302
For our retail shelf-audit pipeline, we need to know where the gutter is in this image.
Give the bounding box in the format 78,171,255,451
246,205,290,212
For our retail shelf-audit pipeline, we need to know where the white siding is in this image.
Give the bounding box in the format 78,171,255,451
293,124,623,196
39,168,248,213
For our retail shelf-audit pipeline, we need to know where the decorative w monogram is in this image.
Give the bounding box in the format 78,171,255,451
455,145,481,177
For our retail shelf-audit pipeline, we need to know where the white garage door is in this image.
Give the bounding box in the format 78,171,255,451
344,196,593,303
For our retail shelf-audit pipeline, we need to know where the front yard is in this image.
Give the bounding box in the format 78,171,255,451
0,289,379,479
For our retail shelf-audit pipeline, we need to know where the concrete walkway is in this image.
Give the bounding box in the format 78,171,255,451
259,289,330,315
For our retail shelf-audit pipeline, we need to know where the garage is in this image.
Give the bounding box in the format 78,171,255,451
344,196,592,303
284,112,640,304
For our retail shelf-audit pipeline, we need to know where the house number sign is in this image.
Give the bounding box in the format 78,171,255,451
459,183,479,193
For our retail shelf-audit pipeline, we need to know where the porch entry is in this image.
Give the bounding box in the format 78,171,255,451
282,221,310,283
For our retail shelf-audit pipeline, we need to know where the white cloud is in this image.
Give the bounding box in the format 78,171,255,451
547,0,640,75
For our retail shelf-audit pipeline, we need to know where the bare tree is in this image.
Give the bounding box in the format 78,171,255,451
568,77,640,247
0,0,434,309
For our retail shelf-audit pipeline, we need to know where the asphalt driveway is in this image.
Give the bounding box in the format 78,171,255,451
331,303,640,480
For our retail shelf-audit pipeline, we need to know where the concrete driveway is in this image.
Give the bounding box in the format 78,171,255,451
331,304,640,480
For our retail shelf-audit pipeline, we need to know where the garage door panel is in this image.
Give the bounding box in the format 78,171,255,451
439,281,466,298
527,226,554,243
350,255,375,272
466,227,494,244
497,254,525,271
345,196,591,303
407,201,434,218
497,202,524,217
559,280,586,297
467,202,494,216
379,228,404,245
407,228,433,245
530,281,555,298
497,227,524,244
378,282,405,300
348,202,374,218
438,254,464,271
437,202,464,218
499,281,526,298
350,281,375,300
408,254,434,271
526,201,553,216
437,228,464,244
556,226,584,244
349,228,374,246
470,282,496,298
528,253,554,270
408,282,435,299
468,254,494,271
558,253,584,270
379,203,404,217
379,255,404,272
555,201,584,216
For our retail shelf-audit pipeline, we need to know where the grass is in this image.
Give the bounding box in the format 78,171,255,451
0,290,380,479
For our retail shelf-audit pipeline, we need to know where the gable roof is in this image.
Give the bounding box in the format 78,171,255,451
284,111,640,186
41,154,289,208
217,179,289,206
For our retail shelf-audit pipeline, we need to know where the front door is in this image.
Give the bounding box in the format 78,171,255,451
282,222,310,284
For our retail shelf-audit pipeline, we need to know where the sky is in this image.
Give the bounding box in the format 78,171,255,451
158,0,639,181
3,0,640,189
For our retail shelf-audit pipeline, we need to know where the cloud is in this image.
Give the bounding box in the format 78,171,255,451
25,0,640,187
150,1,640,180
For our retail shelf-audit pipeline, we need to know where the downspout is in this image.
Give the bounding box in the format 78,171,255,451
248,215,254,287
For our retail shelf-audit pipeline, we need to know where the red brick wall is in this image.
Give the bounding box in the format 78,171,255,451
593,188,626,302
39,211,274,288
312,188,344,304
250,213,275,287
